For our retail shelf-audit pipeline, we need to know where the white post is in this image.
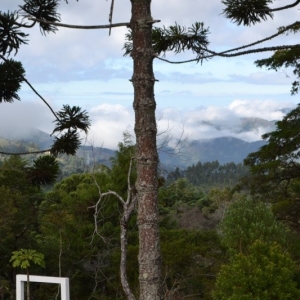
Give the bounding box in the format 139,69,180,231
16,275,70,300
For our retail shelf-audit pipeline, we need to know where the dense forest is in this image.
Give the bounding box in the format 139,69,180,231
2,120,300,299
1,0,300,298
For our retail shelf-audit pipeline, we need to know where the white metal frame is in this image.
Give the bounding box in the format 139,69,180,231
16,275,70,300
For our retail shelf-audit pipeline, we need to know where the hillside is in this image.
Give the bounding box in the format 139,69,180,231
159,136,265,170
0,129,266,170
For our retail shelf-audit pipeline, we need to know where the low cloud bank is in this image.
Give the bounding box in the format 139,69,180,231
0,99,295,149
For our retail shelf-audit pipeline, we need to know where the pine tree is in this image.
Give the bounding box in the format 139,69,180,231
1,1,300,298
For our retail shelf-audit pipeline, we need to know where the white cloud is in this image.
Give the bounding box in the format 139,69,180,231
0,101,54,139
87,104,134,149
1,0,298,149
156,99,295,144
0,99,295,149
229,99,292,120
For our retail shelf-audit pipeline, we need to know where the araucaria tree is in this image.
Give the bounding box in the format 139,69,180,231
129,3,161,298
2,0,300,299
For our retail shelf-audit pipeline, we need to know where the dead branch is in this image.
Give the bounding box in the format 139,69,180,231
89,152,137,300
108,0,115,35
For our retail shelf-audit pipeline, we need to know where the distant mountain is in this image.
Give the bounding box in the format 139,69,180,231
0,128,54,151
196,117,275,134
0,136,39,154
189,137,265,164
0,130,266,171
77,146,115,168
238,117,275,133
159,137,266,170
21,128,54,149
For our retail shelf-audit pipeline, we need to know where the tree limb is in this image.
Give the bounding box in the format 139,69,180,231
0,54,59,122
27,17,130,29
0,149,51,155
157,21,300,64
0,12,36,28
260,0,300,12
89,155,136,300
108,0,115,36
204,44,300,58
158,44,300,64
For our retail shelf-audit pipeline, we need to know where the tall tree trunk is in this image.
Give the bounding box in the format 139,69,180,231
130,0,162,299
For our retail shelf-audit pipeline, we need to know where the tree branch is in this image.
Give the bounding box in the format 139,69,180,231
204,44,300,58
0,54,59,122
0,12,36,28
108,0,115,36
89,154,136,300
27,17,130,29
0,149,51,155
156,21,300,64
260,0,300,12
157,44,300,64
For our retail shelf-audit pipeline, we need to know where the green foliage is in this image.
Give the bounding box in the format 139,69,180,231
110,132,136,196
206,187,232,207
271,198,300,233
201,187,233,216
38,172,121,298
218,197,290,254
213,240,300,300
20,0,61,34
159,178,205,209
0,156,35,191
50,105,91,156
0,157,45,294
0,10,28,55
0,59,25,102
185,161,249,190
26,155,59,186
124,22,210,61
0,154,60,188
256,39,300,95
221,0,274,26
51,130,81,156
10,249,45,270
161,229,224,300
243,104,300,200
0,9,90,156
52,105,90,135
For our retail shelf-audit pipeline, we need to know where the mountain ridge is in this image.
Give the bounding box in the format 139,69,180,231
0,124,267,169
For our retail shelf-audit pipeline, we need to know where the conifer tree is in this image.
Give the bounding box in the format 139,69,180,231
1,1,300,299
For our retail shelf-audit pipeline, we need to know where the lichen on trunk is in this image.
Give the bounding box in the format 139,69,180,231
130,0,162,299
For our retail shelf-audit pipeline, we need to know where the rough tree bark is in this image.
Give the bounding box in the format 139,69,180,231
130,0,162,299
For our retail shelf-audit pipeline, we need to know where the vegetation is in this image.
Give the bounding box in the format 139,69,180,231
213,197,300,300
167,161,249,190
1,0,300,298
10,249,45,300
1,127,300,299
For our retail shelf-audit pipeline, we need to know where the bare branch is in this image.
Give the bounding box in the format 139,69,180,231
0,54,59,121
108,0,115,36
157,119,191,159
126,157,135,204
261,0,300,12
0,149,51,155
87,144,136,299
27,17,130,30
158,44,300,64
205,44,300,58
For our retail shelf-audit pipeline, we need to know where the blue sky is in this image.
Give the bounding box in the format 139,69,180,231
1,0,299,149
